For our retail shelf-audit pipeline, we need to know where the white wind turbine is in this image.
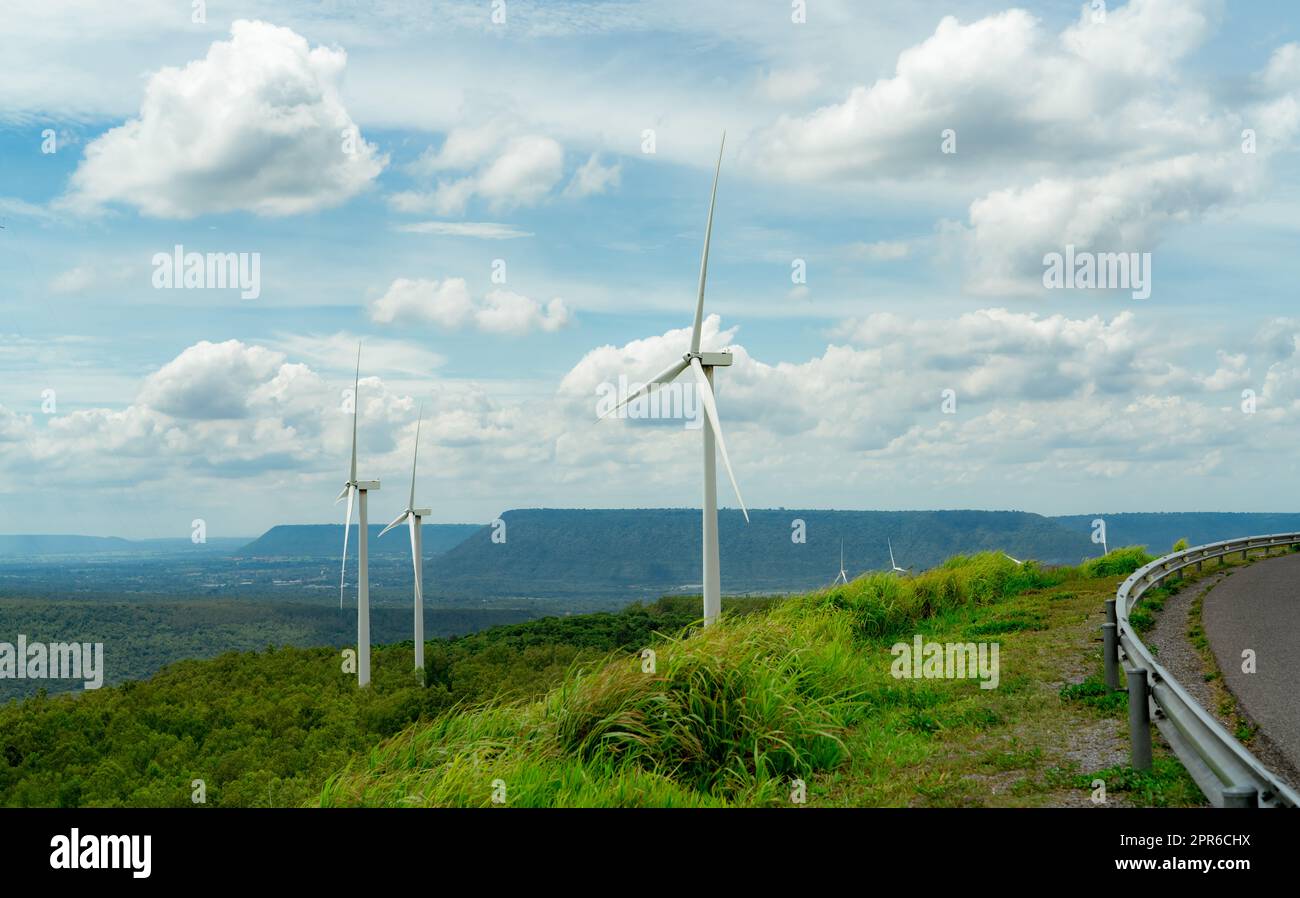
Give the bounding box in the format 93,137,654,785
833,538,849,586
380,405,431,674
337,344,380,687
888,538,909,574
599,133,747,627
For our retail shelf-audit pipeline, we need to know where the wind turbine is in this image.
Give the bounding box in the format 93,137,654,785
832,539,849,586
1003,552,1025,566
888,539,909,574
380,405,431,674
337,344,380,687
599,132,747,627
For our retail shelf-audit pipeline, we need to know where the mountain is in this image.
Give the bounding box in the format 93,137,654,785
1051,513,1300,554
237,523,483,558
0,535,248,557
427,508,1095,597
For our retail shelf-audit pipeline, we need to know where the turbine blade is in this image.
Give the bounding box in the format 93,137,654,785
889,539,896,569
408,515,422,607
409,404,422,509
350,343,361,483
340,485,355,609
689,357,747,522
689,132,725,355
334,485,350,503
379,510,409,539
597,357,689,420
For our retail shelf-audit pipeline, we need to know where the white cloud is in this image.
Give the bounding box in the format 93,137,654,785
745,0,1300,295
393,221,533,239
62,20,385,218
369,278,570,334
564,154,622,198
137,340,285,419
396,125,566,215
752,3,1226,183
954,152,1255,295
370,277,474,328
2,310,1296,523
477,290,571,334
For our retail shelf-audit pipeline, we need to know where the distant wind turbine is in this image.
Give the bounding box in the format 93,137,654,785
380,405,431,675
337,344,380,687
599,132,747,627
888,538,909,574
832,539,849,586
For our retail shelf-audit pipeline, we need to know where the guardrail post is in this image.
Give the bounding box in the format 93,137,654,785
1102,599,1119,690
1127,668,1152,771
1222,785,1257,808
1102,623,1119,690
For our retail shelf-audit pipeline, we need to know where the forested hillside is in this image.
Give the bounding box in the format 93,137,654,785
0,596,739,807
429,508,1094,596
0,600,539,701
1051,512,1300,552
238,523,482,557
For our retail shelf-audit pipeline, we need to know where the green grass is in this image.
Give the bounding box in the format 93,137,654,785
321,548,1171,807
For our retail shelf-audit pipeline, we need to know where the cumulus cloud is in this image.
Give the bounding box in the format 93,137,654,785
752,2,1225,183
369,277,570,334
137,340,285,419
62,20,385,218
393,124,567,215
560,307,1277,486
2,311,1296,516
394,120,624,214
747,0,1300,295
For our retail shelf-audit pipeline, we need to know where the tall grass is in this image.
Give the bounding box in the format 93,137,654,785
318,549,1151,807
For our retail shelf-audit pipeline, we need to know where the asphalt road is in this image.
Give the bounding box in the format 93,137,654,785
1202,552,1300,777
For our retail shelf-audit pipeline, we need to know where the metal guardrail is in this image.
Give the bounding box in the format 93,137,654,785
1106,533,1300,808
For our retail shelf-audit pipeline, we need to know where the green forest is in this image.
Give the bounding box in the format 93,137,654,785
0,600,540,701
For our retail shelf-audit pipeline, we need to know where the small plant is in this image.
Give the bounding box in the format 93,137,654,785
1059,676,1126,714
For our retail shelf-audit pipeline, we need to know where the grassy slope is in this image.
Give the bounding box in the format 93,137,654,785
320,549,1204,807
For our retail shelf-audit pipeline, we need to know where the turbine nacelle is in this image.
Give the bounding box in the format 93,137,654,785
686,350,733,367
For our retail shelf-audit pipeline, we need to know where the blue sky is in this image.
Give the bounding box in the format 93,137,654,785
3,0,1300,538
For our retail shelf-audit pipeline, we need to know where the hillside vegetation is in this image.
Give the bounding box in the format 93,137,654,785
1,547,1170,808
0,599,704,806
321,549,1155,807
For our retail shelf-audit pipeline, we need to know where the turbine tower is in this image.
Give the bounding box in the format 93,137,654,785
600,133,747,626
337,344,380,687
888,538,908,574
833,539,849,586
380,405,431,675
